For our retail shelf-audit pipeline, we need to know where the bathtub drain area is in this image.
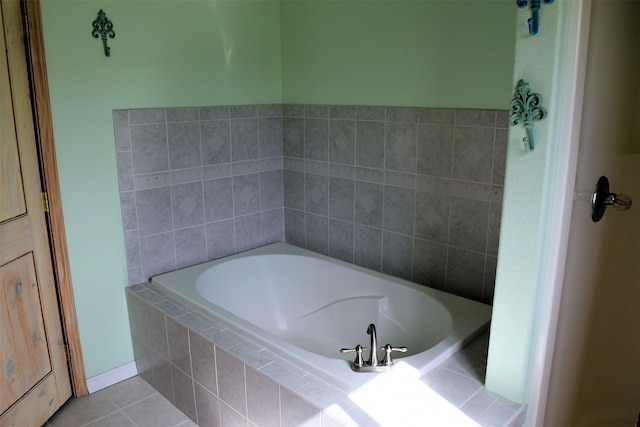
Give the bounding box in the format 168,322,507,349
126,284,526,426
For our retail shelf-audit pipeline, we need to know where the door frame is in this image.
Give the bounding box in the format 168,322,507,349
526,1,592,425
22,0,87,397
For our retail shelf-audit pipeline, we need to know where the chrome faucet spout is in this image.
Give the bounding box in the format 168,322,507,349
367,323,379,366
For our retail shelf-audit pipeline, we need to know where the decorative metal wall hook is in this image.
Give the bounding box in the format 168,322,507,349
516,0,554,36
92,10,115,57
509,80,547,151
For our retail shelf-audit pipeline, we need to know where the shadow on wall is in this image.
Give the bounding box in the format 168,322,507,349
114,104,507,305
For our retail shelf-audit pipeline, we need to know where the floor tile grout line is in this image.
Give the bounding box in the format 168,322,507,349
121,391,189,427
113,390,161,412
76,390,161,427
120,408,140,427
76,407,124,427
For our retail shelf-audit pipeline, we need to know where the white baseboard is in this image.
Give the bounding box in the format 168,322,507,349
86,361,138,394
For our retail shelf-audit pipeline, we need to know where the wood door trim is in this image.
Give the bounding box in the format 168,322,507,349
22,0,88,397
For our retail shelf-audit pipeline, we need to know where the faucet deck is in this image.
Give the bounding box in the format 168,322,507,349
340,323,407,373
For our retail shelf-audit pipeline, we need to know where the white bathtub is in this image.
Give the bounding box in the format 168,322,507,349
151,243,491,392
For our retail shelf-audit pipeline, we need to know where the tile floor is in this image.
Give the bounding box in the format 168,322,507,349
45,332,524,427
45,376,194,427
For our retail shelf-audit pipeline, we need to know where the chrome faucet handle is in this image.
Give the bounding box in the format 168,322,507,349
341,345,366,368
381,344,407,366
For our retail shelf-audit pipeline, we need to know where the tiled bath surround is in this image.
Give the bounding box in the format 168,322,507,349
126,282,526,426
115,104,507,303
115,105,285,285
282,105,507,304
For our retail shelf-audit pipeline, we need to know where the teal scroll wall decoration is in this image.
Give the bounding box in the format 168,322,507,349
510,80,547,152
92,10,115,57
516,0,554,36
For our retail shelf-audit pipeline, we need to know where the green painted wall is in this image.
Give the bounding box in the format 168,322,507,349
281,1,516,109
41,0,283,378
41,0,516,380
485,1,573,403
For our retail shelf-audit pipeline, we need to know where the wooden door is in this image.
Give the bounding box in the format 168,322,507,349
0,1,71,425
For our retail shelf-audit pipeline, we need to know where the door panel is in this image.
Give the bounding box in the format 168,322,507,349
0,254,51,414
0,0,26,223
0,0,72,425
0,217,31,263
